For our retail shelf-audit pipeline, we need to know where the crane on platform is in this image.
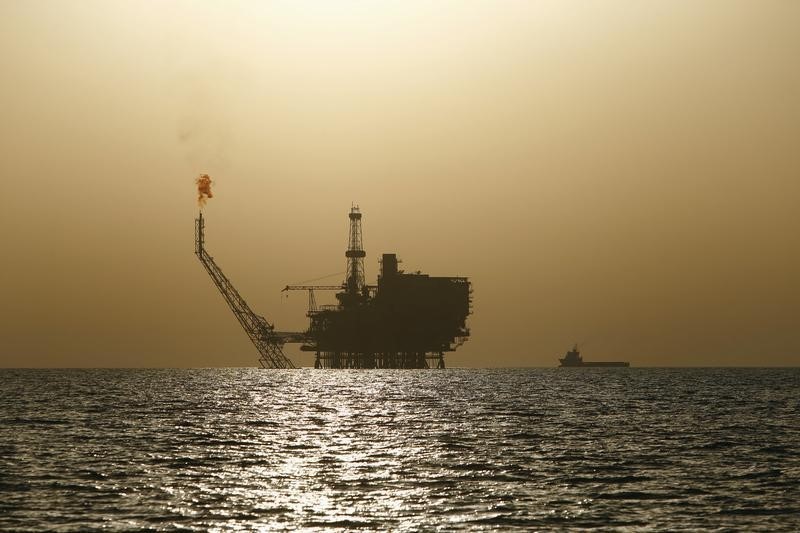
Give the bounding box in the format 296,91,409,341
282,285,343,313
195,212,297,369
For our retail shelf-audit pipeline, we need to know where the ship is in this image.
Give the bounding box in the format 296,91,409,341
195,206,472,369
558,344,629,367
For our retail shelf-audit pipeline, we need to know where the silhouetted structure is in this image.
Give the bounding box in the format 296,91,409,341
195,213,297,368
558,344,629,367
195,207,472,368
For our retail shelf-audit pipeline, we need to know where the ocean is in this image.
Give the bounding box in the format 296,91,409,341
1,368,798,531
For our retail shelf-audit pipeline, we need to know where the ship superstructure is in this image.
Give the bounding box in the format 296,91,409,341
558,344,629,367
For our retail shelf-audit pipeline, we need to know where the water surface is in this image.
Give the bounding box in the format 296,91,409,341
1,368,798,531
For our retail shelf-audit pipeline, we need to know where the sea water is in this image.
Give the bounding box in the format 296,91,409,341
1,368,798,531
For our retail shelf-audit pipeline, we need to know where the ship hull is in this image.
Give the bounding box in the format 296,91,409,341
560,361,629,367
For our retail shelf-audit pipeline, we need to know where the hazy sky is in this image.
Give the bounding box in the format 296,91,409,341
2,1,798,367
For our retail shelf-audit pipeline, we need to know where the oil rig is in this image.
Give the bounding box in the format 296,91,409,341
195,207,472,368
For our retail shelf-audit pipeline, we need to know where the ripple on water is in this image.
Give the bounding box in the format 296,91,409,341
0,367,799,531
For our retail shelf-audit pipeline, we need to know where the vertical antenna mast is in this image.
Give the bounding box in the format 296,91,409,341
345,206,366,295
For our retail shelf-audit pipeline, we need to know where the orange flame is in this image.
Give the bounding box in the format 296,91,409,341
196,174,213,207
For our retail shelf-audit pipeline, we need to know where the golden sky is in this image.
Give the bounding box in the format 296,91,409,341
1,1,798,367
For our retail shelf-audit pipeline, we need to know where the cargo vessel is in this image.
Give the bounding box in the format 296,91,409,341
558,344,629,367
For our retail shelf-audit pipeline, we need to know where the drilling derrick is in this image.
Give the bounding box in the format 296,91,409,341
343,206,366,302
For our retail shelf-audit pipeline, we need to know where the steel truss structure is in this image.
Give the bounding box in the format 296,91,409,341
195,213,296,369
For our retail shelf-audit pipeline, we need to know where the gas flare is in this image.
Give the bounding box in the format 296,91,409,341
196,174,213,207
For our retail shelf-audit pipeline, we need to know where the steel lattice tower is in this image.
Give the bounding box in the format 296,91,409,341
345,206,366,295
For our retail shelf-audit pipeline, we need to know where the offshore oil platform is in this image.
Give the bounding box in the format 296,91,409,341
195,194,471,369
